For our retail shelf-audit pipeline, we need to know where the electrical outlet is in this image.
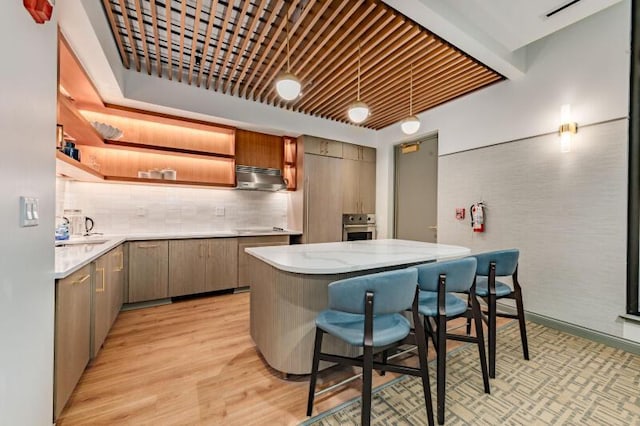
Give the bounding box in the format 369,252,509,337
215,207,225,217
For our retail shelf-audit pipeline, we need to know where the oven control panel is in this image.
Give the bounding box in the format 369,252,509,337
342,214,376,225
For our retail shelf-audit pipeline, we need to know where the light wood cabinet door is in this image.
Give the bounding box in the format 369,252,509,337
55,266,91,420
128,241,169,303
342,143,360,161
108,245,125,326
205,238,238,291
361,146,376,163
169,239,207,297
304,154,343,243
237,236,289,287
93,254,110,356
303,136,343,158
360,160,377,213
341,159,360,213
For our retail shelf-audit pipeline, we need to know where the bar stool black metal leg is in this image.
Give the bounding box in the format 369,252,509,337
488,294,497,378
436,313,446,425
379,349,389,376
362,344,373,426
471,294,490,393
306,328,323,416
412,312,435,425
466,295,473,335
514,287,529,360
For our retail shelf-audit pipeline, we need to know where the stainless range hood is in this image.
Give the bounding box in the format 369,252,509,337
235,165,288,191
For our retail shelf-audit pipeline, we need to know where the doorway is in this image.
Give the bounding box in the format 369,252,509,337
394,134,438,242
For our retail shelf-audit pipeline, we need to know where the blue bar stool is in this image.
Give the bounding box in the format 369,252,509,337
468,249,529,378
415,257,490,425
306,268,434,426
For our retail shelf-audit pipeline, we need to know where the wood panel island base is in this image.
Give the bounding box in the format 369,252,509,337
247,239,470,375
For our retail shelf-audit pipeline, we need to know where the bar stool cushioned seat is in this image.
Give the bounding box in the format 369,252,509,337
474,276,512,297
307,268,434,426
417,292,468,317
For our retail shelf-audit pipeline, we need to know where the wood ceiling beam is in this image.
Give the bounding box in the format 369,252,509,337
165,0,173,79
242,0,303,100
118,0,140,72
178,0,187,82
300,24,421,112
252,0,325,101
186,0,204,85
148,0,162,77
132,0,152,75
102,0,130,69
230,0,285,95
196,0,219,87
207,0,237,90
223,0,268,94
215,0,254,91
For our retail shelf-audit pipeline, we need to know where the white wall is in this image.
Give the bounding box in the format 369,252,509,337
0,3,57,424
376,0,631,239
57,180,290,234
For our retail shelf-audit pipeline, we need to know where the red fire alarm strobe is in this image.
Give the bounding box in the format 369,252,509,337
24,0,54,24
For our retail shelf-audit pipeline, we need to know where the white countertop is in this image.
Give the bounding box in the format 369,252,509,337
55,229,301,279
245,239,471,274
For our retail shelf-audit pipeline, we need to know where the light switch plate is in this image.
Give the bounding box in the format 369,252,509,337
20,196,39,227
215,207,225,217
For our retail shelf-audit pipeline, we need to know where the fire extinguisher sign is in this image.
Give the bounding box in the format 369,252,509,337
470,202,486,233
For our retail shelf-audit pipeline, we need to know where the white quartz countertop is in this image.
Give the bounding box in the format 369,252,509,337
55,229,301,279
245,239,471,274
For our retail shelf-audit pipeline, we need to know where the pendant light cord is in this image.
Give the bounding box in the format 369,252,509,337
409,63,413,115
357,42,361,101
286,8,291,72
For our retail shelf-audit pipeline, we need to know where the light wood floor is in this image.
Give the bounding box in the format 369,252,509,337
58,292,509,425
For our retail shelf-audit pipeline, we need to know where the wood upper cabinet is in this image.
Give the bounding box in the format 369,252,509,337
169,239,207,297
342,146,376,214
237,236,290,287
205,238,238,291
55,265,91,420
304,136,343,158
235,129,284,169
128,241,169,303
359,160,376,213
304,154,344,243
343,143,375,162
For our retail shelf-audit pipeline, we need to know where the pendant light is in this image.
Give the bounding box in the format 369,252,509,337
401,63,420,135
347,42,369,124
275,8,301,101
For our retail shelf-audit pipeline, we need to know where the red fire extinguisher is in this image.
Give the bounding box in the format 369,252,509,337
24,0,54,24
470,202,485,233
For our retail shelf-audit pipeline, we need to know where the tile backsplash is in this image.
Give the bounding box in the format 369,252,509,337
56,179,289,234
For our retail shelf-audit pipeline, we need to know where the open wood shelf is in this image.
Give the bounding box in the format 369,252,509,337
56,150,104,181
57,95,105,147
103,176,236,187
104,139,235,159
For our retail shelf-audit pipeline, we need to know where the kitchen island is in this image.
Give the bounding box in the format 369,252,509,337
246,239,470,375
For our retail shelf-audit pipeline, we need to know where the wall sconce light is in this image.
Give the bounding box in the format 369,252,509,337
559,104,578,153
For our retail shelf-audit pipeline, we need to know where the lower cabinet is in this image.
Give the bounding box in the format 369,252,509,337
128,240,169,303
237,235,290,287
54,265,91,420
168,238,238,296
93,245,125,356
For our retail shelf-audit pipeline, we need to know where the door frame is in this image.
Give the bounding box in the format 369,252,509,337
393,133,439,239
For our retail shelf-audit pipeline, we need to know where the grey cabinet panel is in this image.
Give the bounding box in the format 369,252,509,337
128,241,169,302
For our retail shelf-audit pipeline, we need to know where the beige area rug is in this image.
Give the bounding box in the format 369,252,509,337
303,322,640,425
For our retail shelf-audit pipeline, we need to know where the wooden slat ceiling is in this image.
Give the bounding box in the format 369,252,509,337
101,0,504,130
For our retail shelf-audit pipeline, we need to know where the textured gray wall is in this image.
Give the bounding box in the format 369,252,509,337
438,119,628,337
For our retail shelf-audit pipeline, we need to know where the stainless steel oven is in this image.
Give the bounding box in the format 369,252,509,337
343,214,376,241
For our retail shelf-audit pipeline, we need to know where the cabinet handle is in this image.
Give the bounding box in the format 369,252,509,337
74,274,90,285
95,268,105,292
137,244,159,249
208,243,212,258
113,250,124,271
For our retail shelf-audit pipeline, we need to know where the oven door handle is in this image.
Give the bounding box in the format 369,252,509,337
343,224,376,229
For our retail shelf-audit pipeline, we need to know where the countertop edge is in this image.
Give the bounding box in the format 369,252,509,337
55,230,301,279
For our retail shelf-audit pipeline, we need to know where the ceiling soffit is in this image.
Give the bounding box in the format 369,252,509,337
101,0,504,130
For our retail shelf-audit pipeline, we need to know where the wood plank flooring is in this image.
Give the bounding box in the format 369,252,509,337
57,292,509,425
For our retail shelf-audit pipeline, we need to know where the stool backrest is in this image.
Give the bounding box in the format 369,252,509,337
472,249,519,276
328,268,418,315
415,258,477,293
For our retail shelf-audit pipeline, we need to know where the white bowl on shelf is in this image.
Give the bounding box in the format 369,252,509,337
91,121,123,140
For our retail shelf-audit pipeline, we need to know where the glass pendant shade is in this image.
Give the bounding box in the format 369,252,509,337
275,72,301,101
401,115,421,135
347,101,369,124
